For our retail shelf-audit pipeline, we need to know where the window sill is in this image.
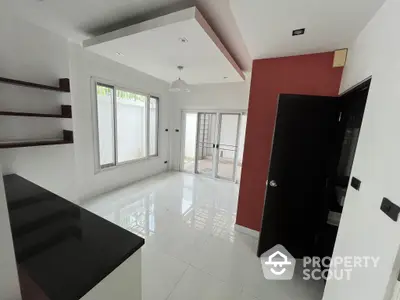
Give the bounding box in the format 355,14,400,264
95,155,162,174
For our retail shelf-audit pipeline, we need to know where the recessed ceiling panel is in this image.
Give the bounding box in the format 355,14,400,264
83,7,245,84
230,0,386,59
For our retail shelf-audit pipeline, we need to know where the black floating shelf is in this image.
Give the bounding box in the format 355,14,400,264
0,105,72,119
0,130,73,149
0,77,70,92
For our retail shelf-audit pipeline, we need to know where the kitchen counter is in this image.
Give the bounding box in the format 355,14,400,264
3,174,144,300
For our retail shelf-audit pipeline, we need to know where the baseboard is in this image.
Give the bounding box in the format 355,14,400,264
234,224,260,239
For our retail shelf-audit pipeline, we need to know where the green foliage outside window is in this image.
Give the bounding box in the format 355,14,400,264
117,90,146,103
97,85,112,96
96,84,147,103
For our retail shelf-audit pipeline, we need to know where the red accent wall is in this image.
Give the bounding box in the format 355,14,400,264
236,52,344,231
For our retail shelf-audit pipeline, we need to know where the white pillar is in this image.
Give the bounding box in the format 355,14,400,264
81,249,142,300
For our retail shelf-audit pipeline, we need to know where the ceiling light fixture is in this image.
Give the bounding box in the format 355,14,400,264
292,28,305,36
116,52,124,56
169,66,190,93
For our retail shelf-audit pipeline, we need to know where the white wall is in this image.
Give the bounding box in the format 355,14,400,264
0,12,75,200
0,2,249,201
237,114,247,164
219,114,240,159
174,81,250,110
184,113,198,159
170,81,250,170
69,44,171,201
0,11,171,204
323,1,400,299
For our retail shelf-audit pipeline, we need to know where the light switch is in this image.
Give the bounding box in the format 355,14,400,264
351,177,361,191
380,198,400,222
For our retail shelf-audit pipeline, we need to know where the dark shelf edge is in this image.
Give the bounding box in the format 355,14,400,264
0,105,72,119
0,77,70,93
0,140,73,149
0,130,74,149
0,111,71,119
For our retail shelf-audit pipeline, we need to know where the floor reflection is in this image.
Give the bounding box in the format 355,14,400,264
119,194,156,237
83,172,324,300
84,172,239,240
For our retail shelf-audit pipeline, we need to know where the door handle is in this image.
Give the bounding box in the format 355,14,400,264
269,180,278,187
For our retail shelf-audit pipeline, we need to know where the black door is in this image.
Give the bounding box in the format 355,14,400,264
257,94,341,258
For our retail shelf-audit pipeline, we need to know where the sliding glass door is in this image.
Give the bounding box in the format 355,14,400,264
216,113,240,181
181,111,245,182
195,113,217,178
182,113,198,173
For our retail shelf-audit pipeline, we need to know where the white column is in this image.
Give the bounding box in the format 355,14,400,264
81,249,142,300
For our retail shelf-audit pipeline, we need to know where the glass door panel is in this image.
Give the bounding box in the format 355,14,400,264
195,113,217,177
182,113,198,173
236,114,247,183
216,113,240,180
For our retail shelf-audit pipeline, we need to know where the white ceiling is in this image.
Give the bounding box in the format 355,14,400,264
230,0,386,59
1,0,387,76
83,8,245,84
1,0,252,71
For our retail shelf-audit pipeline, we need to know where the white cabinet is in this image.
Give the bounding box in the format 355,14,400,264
81,249,142,300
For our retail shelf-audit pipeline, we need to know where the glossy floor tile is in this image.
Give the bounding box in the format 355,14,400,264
184,157,239,180
142,247,188,300
168,266,243,300
84,172,325,300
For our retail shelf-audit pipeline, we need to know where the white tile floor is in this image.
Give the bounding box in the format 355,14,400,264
83,172,325,300
184,157,240,180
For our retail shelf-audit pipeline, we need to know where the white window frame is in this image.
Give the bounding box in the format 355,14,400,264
91,77,160,172
148,96,159,158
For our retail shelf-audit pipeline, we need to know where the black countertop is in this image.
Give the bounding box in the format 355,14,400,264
3,174,145,300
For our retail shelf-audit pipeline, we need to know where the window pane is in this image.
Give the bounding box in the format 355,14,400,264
149,97,159,156
96,84,115,167
116,90,147,163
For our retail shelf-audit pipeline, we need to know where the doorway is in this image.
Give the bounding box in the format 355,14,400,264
257,78,371,258
215,113,240,180
196,113,218,177
236,114,247,183
181,111,245,182
182,113,198,173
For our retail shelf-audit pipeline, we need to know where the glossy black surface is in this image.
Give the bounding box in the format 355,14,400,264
4,174,144,300
257,94,341,258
